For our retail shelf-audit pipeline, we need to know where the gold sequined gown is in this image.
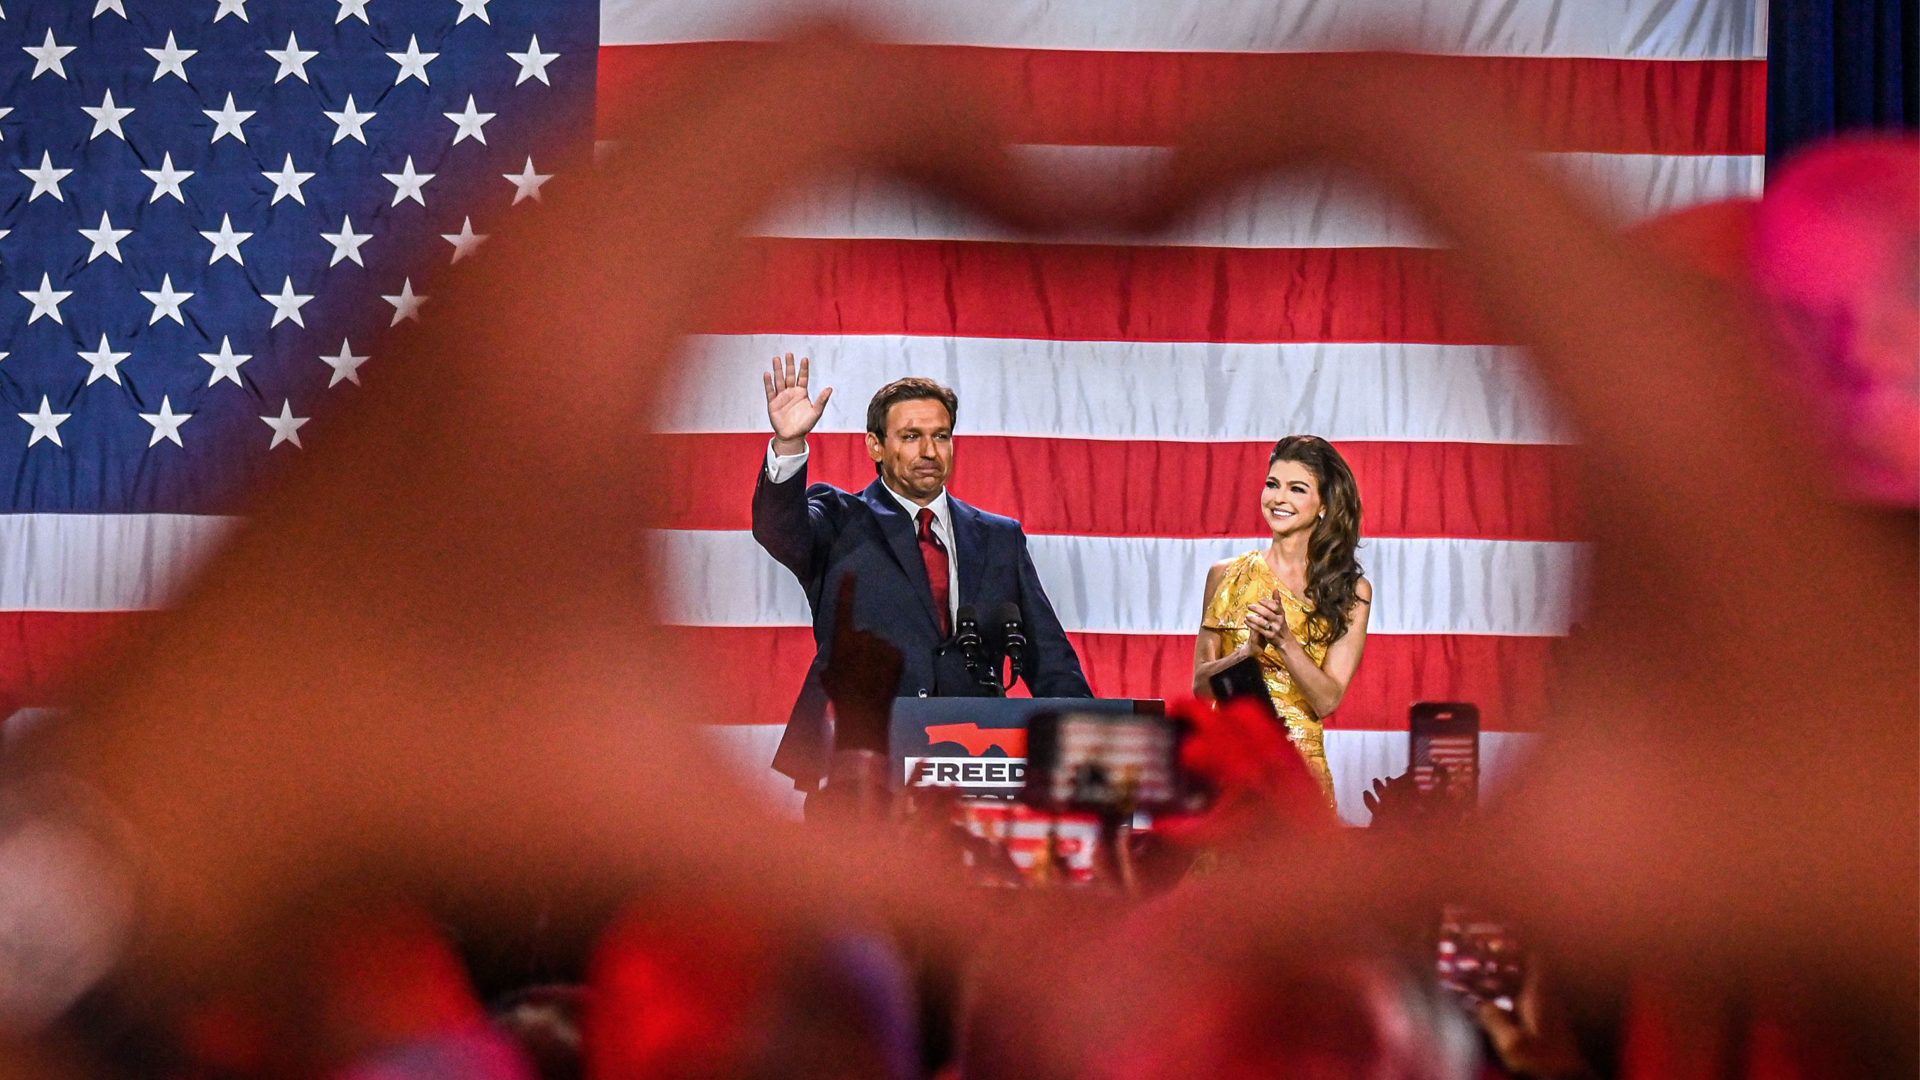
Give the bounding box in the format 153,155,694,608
1202,551,1338,806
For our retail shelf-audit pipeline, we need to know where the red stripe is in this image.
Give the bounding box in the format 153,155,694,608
598,44,1765,156
647,625,1554,732
0,611,152,715
708,238,1490,343
647,434,1582,541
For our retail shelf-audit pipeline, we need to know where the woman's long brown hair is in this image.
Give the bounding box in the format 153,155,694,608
1269,435,1365,646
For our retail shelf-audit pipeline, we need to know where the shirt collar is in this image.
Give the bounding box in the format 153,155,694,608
882,479,949,527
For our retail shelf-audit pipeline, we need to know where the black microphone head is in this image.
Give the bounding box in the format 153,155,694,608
953,604,983,653
996,601,1028,681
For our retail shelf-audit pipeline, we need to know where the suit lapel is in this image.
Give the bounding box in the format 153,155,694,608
950,496,989,612
861,479,942,632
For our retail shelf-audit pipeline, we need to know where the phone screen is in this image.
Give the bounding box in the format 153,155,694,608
1408,702,1480,806
1021,711,1181,812
1436,904,1525,1012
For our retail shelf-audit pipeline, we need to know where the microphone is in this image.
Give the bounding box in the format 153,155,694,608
996,601,1027,689
955,603,981,653
955,605,1000,692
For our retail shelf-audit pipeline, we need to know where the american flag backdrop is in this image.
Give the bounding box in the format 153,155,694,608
2,1,1767,822
0,0,597,725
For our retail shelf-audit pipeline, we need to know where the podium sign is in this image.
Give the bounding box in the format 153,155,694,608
889,697,1163,800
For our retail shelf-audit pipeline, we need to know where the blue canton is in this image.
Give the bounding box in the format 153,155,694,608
0,0,598,512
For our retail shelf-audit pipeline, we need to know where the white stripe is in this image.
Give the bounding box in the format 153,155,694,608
653,530,1584,636
700,724,812,814
699,722,1539,825
0,511,1586,633
663,337,1568,445
602,0,1765,59
760,150,1764,249
0,514,235,612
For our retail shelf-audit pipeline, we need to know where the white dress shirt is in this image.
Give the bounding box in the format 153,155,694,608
765,439,961,627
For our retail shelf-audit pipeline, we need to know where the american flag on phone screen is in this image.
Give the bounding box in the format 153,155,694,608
1412,729,1479,796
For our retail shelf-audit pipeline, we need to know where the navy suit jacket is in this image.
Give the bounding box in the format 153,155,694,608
752,463,1091,788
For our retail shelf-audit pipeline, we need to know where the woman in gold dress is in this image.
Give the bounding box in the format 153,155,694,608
1192,435,1372,807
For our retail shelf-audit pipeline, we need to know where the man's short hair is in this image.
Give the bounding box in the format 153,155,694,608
865,377,958,439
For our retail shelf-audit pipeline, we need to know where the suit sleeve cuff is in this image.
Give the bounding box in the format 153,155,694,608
765,439,809,483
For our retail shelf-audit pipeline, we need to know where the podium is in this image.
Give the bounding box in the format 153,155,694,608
889,697,1164,799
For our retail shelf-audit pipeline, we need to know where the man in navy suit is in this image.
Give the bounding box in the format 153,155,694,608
753,353,1092,790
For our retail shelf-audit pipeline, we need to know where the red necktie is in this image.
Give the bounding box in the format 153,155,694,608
917,507,951,637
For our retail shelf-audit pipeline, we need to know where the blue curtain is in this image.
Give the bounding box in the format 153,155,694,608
1767,0,1919,171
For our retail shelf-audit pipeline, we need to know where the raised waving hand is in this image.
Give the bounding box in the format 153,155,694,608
764,352,832,454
